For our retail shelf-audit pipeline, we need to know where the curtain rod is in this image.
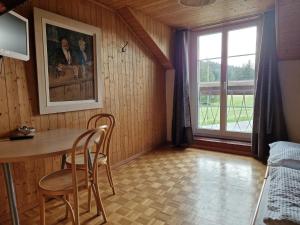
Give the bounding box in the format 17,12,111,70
191,7,274,32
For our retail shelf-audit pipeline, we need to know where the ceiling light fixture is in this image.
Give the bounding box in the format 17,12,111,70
179,0,216,7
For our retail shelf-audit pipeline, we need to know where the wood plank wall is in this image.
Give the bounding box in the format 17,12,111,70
135,11,172,60
276,0,300,60
0,0,172,221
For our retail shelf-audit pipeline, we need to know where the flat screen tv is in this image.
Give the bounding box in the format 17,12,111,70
0,10,29,61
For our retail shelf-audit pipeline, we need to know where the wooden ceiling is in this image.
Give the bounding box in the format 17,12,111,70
96,0,275,28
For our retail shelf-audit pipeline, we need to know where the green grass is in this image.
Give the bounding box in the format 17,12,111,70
198,95,254,127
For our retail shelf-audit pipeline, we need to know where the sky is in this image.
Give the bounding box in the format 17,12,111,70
198,26,257,67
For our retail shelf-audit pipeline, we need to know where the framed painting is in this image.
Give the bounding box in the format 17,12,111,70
34,7,103,114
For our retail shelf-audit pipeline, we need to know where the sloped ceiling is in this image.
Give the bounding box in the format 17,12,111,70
96,0,275,28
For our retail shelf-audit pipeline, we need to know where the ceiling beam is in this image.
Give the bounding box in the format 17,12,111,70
85,0,115,12
118,7,173,70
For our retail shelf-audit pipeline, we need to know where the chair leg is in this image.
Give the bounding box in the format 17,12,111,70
87,185,92,212
64,195,69,219
73,189,80,225
91,184,101,216
39,193,46,225
62,195,75,225
105,164,115,195
92,183,107,223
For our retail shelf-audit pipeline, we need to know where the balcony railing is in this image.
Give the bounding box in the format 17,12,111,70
198,80,254,133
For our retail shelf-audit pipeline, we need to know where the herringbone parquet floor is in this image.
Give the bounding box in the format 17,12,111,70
20,148,266,225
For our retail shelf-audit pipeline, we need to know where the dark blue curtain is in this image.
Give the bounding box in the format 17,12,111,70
252,10,288,162
172,30,193,146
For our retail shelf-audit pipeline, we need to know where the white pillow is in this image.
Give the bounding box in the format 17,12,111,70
268,141,300,170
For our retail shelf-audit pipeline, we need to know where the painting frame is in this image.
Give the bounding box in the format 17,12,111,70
34,7,103,114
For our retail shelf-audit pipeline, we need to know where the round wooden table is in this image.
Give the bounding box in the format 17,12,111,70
0,128,86,225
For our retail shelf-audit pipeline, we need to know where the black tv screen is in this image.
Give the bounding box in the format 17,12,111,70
0,11,29,60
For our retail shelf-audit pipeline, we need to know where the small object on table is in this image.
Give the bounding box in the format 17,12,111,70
9,126,35,141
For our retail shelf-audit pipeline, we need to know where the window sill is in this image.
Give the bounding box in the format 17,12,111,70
191,136,252,156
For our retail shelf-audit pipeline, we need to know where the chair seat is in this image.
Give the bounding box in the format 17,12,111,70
66,152,107,166
39,169,86,195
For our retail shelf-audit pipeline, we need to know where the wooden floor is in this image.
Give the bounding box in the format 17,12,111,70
16,147,266,225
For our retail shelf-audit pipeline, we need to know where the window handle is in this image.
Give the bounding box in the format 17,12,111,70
223,81,227,91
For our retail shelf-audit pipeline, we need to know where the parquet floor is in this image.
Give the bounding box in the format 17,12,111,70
20,148,266,225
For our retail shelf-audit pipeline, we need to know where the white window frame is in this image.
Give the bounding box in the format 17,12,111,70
189,20,262,141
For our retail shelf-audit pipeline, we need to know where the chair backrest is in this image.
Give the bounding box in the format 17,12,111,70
69,126,107,224
86,114,115,161
71,126,107,184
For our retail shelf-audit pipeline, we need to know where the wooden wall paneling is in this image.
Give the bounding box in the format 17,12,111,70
133,35,138,156
16,61,31,127
144,13,149,152
0,0,170,221
148,59,153,149
120,19,126,162
132,22,138,157
0,59,10,137
144,15,150,150
139,32,144,154
117,14,124,163
135,10,172,61
129,21,135,158
5,59,21,131
114,14,121,163
143,21,149,150
133,27,140,156
276,0,300,60
102,8,113,160
118,7,173,70
110,9,117,161
124,21,130,159
152,62,156,147
112,14,118,162
124,21,129,159
135,29,140,157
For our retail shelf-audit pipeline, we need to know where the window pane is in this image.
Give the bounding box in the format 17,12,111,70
228,26,257,57
227,55,256,82
198,59,221,130
226,95,254,133
199,95,220,130
198,33,222,60
226,55,255,133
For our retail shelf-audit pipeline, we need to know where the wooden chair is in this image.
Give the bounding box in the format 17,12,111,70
65,114,116,211
38,126,108,225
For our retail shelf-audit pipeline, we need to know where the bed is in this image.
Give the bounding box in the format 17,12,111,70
251,141,300,225
252,167,270,225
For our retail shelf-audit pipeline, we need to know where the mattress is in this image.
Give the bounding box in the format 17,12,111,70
263,167,300,225
253,177,270,225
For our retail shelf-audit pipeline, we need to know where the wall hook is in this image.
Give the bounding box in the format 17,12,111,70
122,41,128,52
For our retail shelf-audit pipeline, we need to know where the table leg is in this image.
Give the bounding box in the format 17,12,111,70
61,154,66,169
2,163,20,225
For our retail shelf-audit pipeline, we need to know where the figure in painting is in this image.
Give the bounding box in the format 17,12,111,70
78,38,87,77
46,23,95,101
56,37,73,65
55,37,79,78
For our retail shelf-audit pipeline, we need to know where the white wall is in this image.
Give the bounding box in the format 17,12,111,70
166,69,175,142
279,60,300,143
